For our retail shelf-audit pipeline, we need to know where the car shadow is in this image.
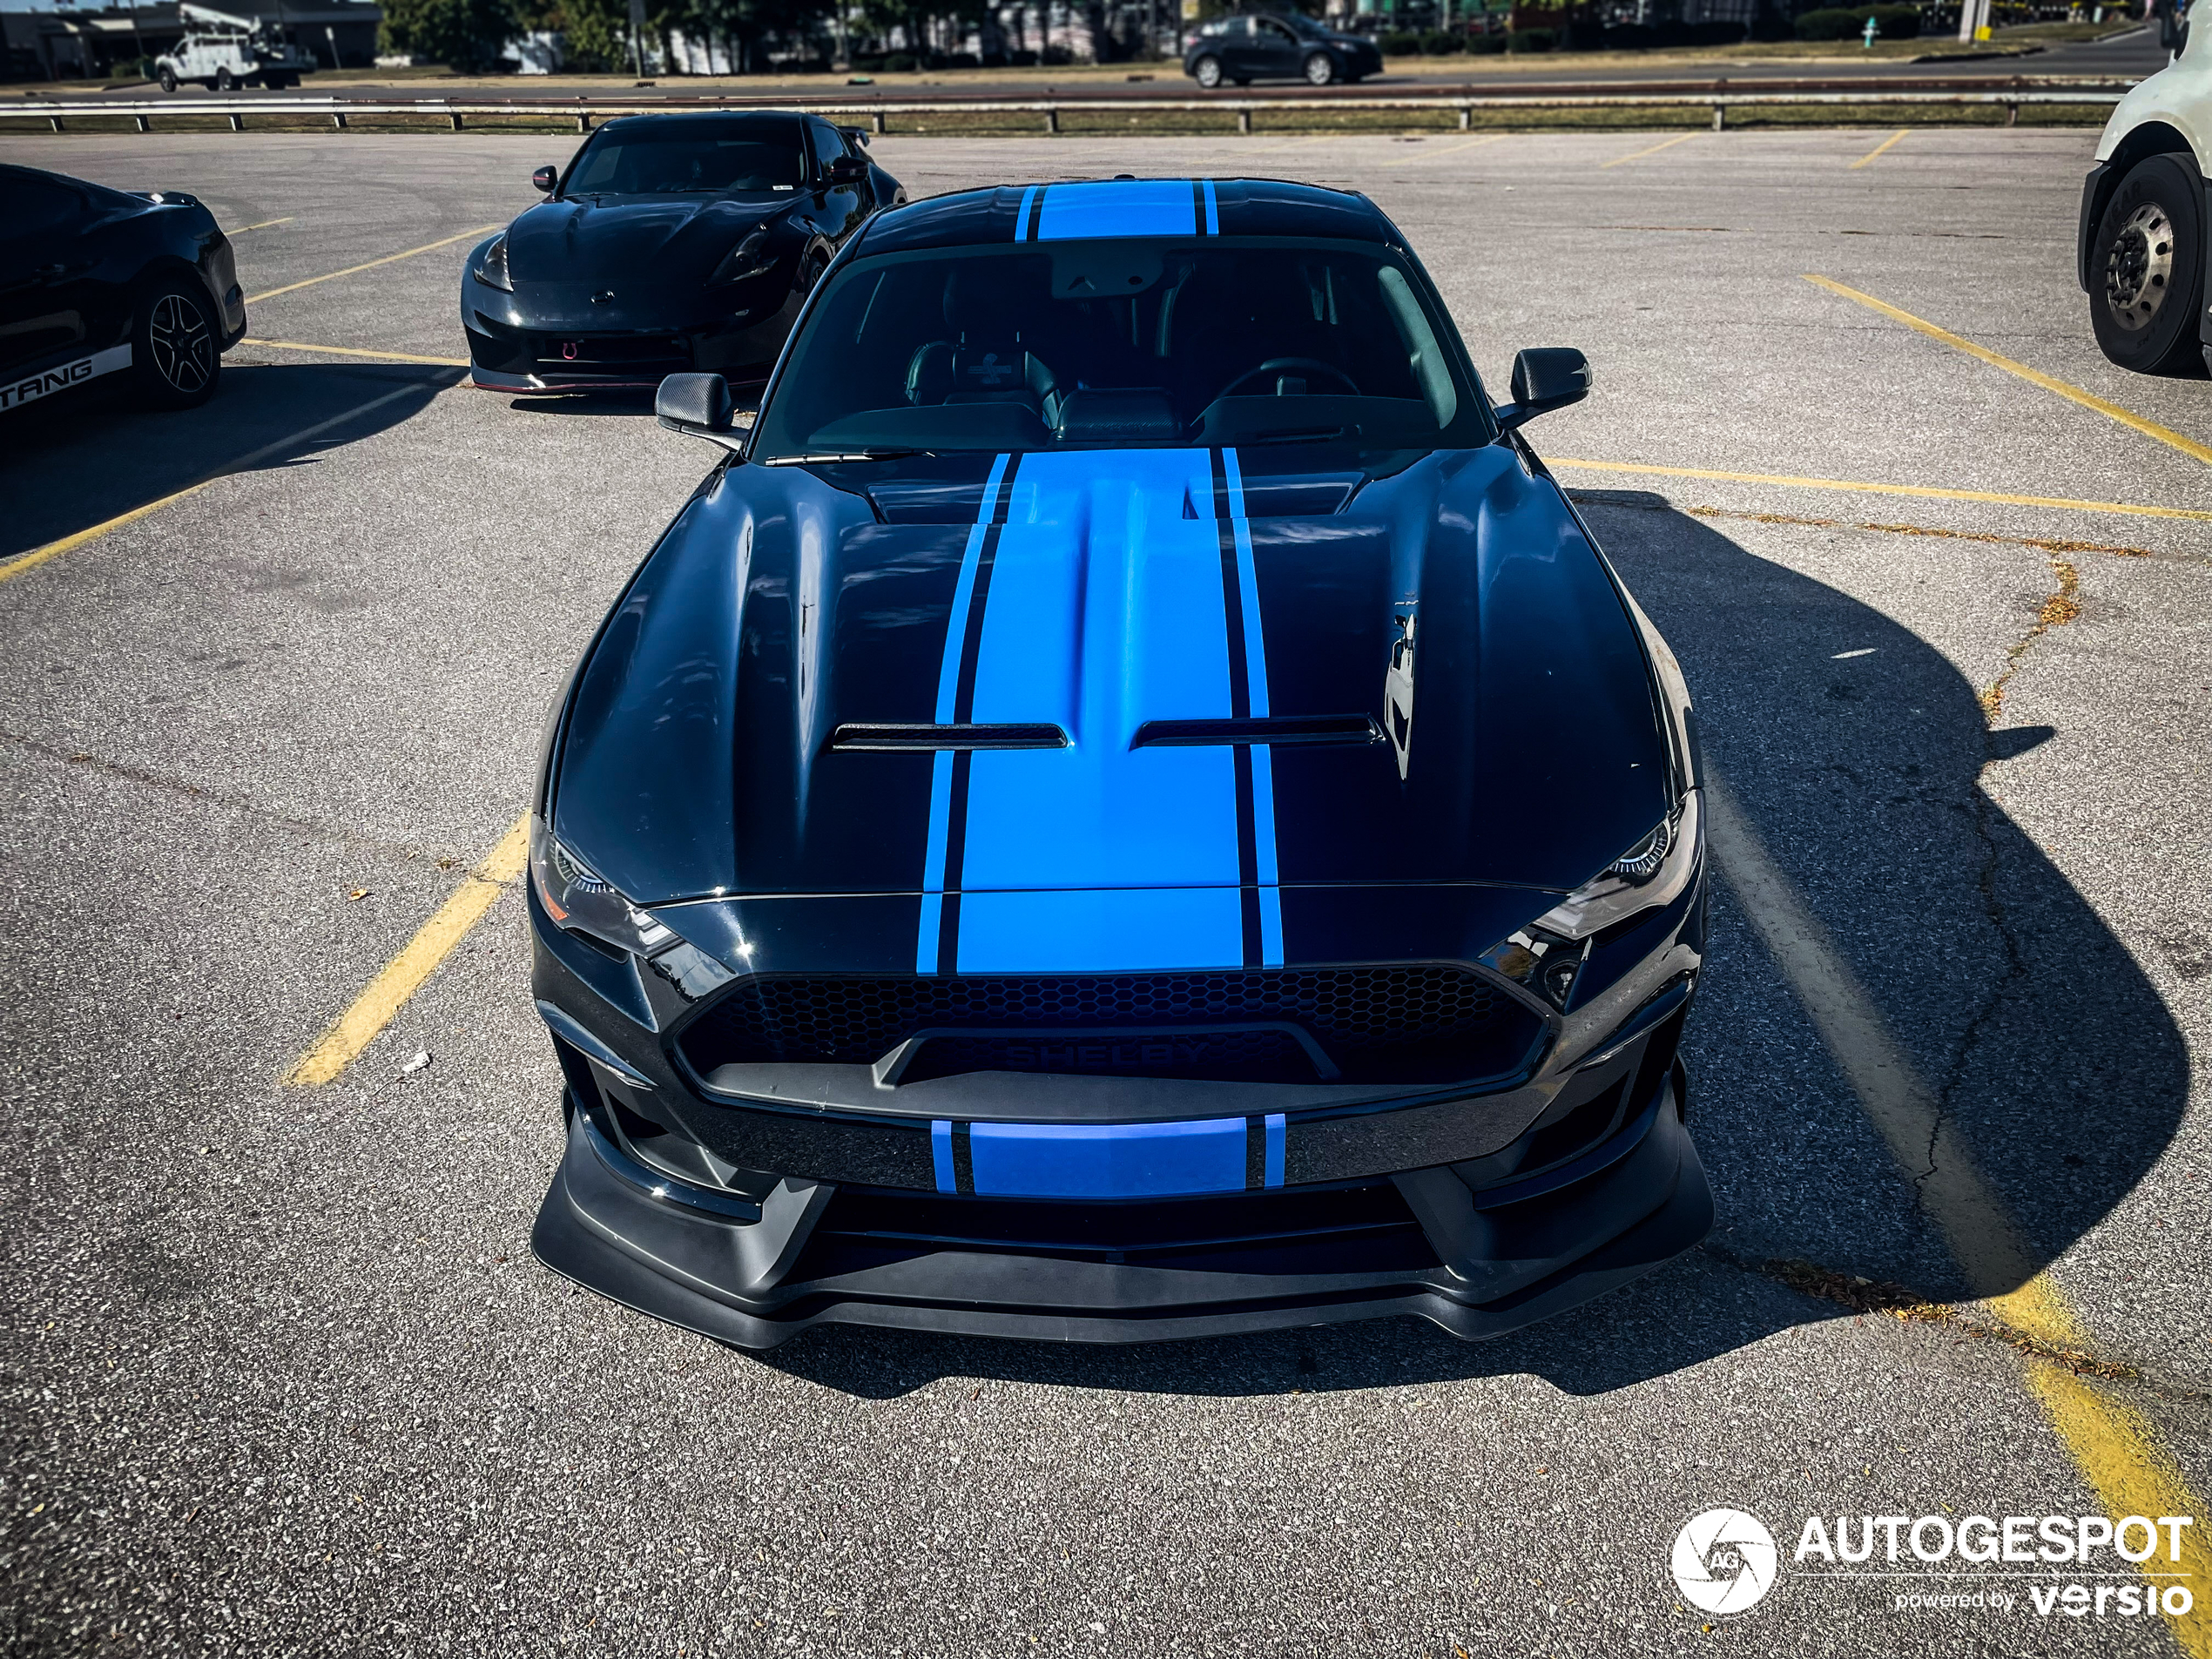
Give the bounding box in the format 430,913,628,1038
752,492,2187,1399
0,360,454,563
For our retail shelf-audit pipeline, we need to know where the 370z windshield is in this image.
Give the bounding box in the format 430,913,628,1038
751,238,1487,456
564,127,805,198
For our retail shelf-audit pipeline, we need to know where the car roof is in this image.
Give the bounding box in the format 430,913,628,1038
590,111,812,137
857,176,1397,256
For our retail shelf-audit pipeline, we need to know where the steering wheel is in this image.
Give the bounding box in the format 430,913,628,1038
1215,356,1360,400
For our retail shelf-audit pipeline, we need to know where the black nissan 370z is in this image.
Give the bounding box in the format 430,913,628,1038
462,111,902,395
527,178,1712,1347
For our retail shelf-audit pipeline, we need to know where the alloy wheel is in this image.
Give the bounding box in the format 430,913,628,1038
149,293,214,395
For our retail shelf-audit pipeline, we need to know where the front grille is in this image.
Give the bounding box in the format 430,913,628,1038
679,966,1541,1086
797,1180,1439,1278
531,334,691,374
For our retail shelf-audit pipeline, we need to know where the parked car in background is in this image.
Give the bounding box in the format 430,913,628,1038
1184,13,1384,86
0,164,245,415
463,111,903,395
154,3,315,91
2079,6,2207,374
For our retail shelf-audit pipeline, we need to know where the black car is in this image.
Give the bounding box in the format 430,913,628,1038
463,111,903,395
524,177,1711,1349
0,164,245,416
1184,13,1383,87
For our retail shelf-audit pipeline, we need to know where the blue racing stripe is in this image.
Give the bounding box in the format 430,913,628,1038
1035,179,1198,240
1201,179,1220,235
917,453,1011,972
1264,1112,1285,1187
1222,449,1285,964
1012,185,1041,242
931,1119,956,1193
966,1116,1248,1198
953,448,1244,972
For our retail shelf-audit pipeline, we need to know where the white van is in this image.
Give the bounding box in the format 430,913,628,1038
2080,22,2207,374
152,4,316,91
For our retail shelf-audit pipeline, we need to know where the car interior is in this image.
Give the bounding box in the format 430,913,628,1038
761,242,1470,454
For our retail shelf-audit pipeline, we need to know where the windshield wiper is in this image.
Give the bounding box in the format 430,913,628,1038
759,449,929,466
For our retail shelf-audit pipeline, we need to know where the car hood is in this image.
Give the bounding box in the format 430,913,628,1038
505,193,795,285
552,444,1673,910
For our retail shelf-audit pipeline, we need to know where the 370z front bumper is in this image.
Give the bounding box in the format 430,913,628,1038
525,863,1715,1350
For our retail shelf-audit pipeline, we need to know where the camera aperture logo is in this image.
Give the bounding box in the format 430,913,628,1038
1672,1508,1781,1615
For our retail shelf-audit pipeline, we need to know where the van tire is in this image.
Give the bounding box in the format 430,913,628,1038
2088,153,2206,376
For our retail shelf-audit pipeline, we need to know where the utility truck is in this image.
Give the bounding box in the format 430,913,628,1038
152,4,315,91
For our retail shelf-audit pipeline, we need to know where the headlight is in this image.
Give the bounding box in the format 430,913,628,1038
1534,790,1701,941
1478,792,1702,1008
474,234,513,293
711,228,774,286
529,819,734,1001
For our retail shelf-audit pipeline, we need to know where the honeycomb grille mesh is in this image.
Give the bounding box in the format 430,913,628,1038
679,966,1530,1085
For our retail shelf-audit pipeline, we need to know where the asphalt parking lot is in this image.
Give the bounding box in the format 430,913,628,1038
2,125,2209,1657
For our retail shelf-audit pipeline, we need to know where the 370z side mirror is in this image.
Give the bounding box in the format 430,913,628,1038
531,165,559,193
1495,347,1592,430
826,155,868,185
656,373,744,454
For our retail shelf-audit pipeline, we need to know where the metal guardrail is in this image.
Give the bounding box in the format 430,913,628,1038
8,79,2133,135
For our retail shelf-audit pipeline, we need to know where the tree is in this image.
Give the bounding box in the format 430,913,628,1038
379,0,524,69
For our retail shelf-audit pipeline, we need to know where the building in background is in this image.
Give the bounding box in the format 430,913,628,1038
2,0,381,80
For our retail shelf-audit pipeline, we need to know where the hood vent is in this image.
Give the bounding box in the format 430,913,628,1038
1132,714,1381,748
830,723,1069,752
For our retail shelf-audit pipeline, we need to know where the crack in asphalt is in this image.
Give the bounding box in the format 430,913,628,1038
0,727,475,876
1921,554,2079,1218
1703,1244,2212,1406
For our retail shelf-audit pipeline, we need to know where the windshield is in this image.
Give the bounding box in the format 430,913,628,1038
752,238,1487,458
565,125,806,198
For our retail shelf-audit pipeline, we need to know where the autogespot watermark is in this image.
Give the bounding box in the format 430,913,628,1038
1669,1507,2196,1624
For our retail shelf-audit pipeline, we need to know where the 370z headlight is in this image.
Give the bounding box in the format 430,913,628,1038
711,228,773,286
473,234,513,293
1479,792,1702,1008
529,818,733,1000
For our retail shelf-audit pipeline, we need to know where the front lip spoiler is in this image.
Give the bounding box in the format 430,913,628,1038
530,1072,1711,1349
469,367,668,394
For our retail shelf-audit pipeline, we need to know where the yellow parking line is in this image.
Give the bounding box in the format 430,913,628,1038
1601,132,1698,169
1384,133,1509,166
285,814,531,1087
246,224,502,306
229,216,294,234
1804,274,2212,467
0,378,445,588
245,338,470,368
1706,774,2209,1658
1547,458,2212,522
1850,128,1909,169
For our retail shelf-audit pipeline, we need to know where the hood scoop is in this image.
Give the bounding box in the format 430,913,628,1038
1132,714,1382,748
830,723,1070,752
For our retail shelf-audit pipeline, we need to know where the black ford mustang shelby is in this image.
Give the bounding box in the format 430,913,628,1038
528,178,1711,1347
0,163,246,416
463,111,902,395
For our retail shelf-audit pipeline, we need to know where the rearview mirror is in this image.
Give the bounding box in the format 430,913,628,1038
657,373,744,453
826,154,868,186
531,164,558,193
1495,347,1591,430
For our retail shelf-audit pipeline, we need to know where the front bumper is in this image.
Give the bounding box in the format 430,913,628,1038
526,858,1712,1347
533,1062,1710,1348
462,272,800,395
